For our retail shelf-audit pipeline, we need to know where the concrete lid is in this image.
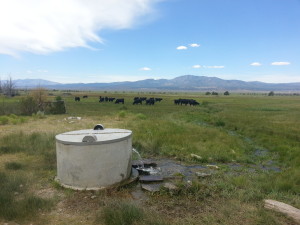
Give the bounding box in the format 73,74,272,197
55,128,132,145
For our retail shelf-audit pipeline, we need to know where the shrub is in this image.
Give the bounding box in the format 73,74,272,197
55,96,62,101
20,96,38,115
118,110,126,118
0,116,9,125
47,100,66,114
136,113,147,120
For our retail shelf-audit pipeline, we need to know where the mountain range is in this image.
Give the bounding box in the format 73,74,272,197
13,75,300,92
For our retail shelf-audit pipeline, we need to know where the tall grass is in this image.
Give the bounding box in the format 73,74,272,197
0,172,53,220
0,132,56,170
97,201,169,225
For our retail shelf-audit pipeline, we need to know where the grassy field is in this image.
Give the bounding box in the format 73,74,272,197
0,92,299,224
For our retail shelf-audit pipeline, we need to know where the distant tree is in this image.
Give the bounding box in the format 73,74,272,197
268,91,275,96
205,91,211,95
224,91,230,95
212,91,218,95
2,76,16,97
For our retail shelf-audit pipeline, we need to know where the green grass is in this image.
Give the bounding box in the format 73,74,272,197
0,92,299,224
5,161,24,170
0,172,53,220
97,201,169,225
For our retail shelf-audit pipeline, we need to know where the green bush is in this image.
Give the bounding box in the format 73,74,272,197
136,113,147,120
118,110,126,118
0,116,9,125
47,100,66,114
20,96,38,115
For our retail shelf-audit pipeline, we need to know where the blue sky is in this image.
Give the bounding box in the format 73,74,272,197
0,0,299,83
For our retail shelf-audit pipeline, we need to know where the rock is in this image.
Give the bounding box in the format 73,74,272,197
206,164,219,169
264,199,300,224
91,195,97,199
139,175,163,183
163,182,178,191
196,172,212,178
191,154,202,160
141,183,162,192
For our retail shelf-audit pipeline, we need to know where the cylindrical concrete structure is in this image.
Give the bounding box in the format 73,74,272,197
55,128,132,190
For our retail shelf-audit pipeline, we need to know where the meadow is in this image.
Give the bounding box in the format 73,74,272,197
0,91,299,225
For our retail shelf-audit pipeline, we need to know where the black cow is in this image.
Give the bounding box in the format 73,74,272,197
146,99,155,105
133,99,143,105
115,98,124,104
99,96,105,102
75,97,80,102
108,97,115,102
155,98,162,102
189,100,200,106
83,95,88,98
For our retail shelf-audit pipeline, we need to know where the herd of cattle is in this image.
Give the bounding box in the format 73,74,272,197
74,96,200,106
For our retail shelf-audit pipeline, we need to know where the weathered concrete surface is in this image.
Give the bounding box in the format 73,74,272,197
56,128,132,190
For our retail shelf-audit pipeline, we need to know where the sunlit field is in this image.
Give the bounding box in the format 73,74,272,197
0,91,299,224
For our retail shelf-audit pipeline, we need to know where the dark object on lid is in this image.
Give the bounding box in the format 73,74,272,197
94,124,104,130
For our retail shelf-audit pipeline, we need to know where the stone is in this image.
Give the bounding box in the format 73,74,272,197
191,154,202,160
264,199,300,223
90,195,97,199
163,182,178,191
141,183,162,192
206,164,219,169
196,172,212,178
139,175,163,183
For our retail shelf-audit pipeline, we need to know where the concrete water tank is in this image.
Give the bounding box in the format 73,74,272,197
55,127,132,190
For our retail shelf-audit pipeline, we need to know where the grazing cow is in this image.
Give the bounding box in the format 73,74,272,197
146,99,155,105
108,97,115,102
155,98,162,102
105,96,109,102
83,95,88,98
133,99,143,105
189,100,200,106
75,97,80,102
174,99,180,105
115,98,124,104
99,96,105,102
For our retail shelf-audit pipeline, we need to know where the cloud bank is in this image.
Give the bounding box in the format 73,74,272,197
250,62,262,66
0,0,162,56
271,62,291,66
140,67,152,71
176,46,187,50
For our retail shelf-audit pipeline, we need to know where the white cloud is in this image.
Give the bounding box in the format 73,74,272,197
204,65,225,69
0,0,162,56
176,46,187,50
250,62,262,66
140,67,151,71
192,65,201,69
271,62,291,66
189,43,200,47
